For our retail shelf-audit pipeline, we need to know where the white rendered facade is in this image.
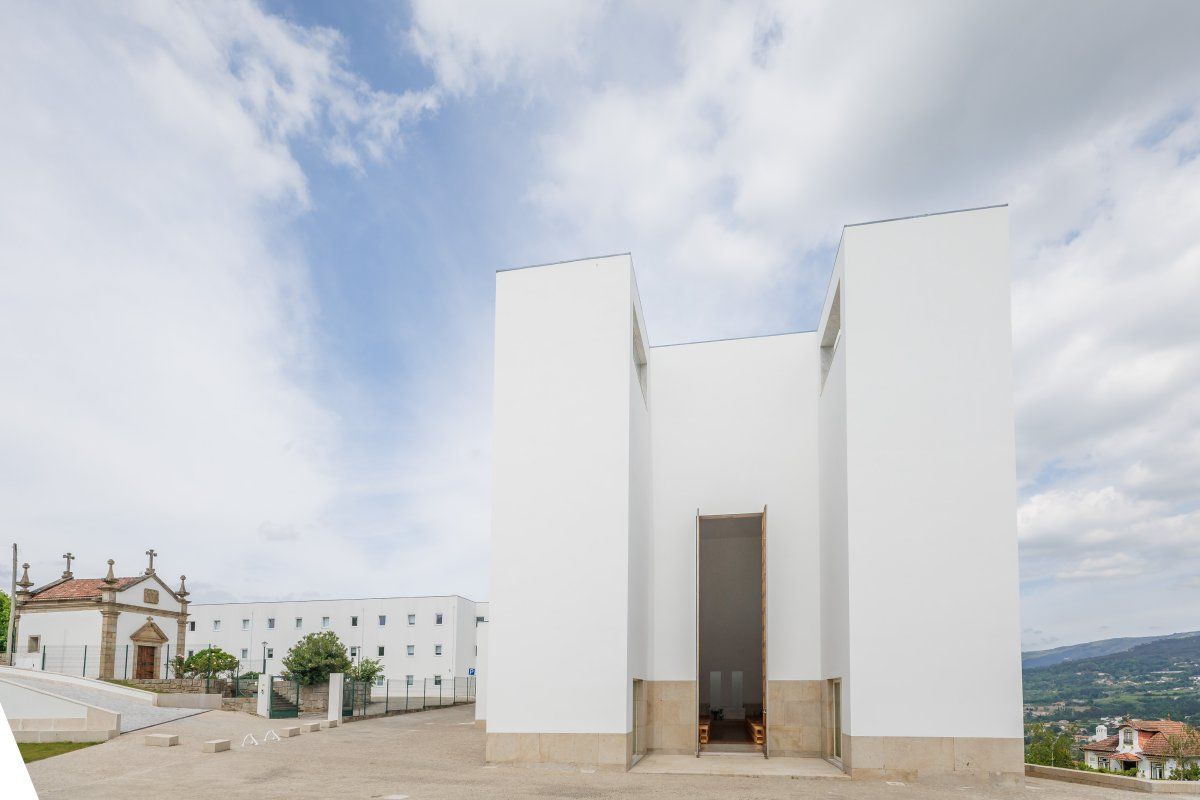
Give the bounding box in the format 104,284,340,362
186,595,485,688
486,206,1024,780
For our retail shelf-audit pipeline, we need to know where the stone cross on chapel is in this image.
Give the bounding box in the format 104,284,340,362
61,552,74,578
145,549,157,575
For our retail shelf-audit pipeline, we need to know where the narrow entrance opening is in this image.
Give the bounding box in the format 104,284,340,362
698,514,765,754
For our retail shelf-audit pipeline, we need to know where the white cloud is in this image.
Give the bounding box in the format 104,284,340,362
0,2,431,594
407,0,1200,645
1056,554,1142,581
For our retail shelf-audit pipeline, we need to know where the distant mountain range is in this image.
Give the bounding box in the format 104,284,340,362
1023,630,1200,670
1022,631,1200,727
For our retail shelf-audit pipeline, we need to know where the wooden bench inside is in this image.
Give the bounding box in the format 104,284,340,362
698,716,710,745
745,716,765,745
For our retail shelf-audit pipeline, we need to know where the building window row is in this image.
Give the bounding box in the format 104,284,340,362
200,612,447,632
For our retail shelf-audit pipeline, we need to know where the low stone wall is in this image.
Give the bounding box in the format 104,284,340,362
130,678,229,695
222,697,255,713
295,683,329,713
1026,764,1200,794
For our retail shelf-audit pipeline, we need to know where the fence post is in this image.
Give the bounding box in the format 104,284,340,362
40,644,46,670
405,679,409,712
164,643,170,679
385,680,389,715
439,678,443,707
82,645,87,677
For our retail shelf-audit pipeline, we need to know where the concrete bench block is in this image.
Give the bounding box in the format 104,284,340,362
145,734,179,747
280,726,300,738
322,719,340,729
300,722,321,733
202,739,231,753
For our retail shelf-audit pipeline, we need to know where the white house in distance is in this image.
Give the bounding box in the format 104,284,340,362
186,596,486,691
10,551,189,680
484,206,1024,781
1083,721,1200,779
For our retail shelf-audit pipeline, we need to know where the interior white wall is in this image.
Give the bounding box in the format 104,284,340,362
648,333,820,682
489,255,636,734
818,245,851,728
840,206,1022,739
626,276,653,731
698,517,763,708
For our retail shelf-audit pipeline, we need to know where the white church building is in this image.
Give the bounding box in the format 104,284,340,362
483,206,1024,781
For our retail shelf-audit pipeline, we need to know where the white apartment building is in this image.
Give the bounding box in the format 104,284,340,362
186,595,487,690
485,206,1024,781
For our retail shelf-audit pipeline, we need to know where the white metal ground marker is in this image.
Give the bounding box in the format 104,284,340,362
241,734,259,747
264,730,281,743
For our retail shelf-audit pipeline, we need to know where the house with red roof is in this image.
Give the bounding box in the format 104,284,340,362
1081,719,1200,780
8,551,190,680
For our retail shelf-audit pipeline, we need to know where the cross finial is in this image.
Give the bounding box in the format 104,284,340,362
104,559,117,585
61,552,74,578
177,575,189,598
145,549,157,575
16,563,32,589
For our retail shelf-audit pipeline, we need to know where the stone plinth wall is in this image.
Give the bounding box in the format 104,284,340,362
222,697,255,713
486,731,631,771
130,678,228,695
644,680,695,754
767,680,823,756
844,736,1024,784
294,682,329,712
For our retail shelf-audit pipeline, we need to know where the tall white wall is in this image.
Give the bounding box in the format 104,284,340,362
837,206,1022,738
12,610,101,673
626,278,653,730
648,333,820,682
489,255,639,734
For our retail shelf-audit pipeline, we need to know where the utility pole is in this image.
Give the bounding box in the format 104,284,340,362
5,543,16,666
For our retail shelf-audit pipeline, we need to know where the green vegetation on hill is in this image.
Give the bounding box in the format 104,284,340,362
1023,634,1200,726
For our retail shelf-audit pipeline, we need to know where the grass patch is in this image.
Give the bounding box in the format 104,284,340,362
18,741,99,763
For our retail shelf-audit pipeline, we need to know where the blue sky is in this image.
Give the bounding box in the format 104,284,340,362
3,1,1200,652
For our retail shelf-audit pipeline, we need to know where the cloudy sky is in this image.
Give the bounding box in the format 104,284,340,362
2,1,1198,651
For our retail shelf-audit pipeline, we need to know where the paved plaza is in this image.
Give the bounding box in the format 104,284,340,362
27,703,1156,800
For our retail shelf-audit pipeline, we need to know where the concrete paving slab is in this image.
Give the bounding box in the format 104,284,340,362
0,672,205,732
632,752,849,778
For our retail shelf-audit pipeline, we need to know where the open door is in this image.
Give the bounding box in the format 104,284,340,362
695,507,701,758
761,504,769,758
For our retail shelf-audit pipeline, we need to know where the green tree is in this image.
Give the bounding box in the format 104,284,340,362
181,647,239,678
0,590,9,655
1165,725,1200,780
1025,724,1075,767
347,657,385,685
281,631,351,686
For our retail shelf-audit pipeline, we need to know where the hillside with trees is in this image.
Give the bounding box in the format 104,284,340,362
1024,634,1200,726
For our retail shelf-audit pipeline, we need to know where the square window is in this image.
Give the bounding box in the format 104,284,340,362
27,636,40,653
435,644,443,656
377,646,385,657
267,617,275,629
434,675,442,686
240,648,249,659
378,615,387,626
350,646,358,658
188,620,195,632
295,617,303,629
187,650,194,657
351,616,358,627
435,613,443,625
242,618,250,631
406,645,414,656
266,648,274,659
407,614,415,625
321,616,330,629
213,620,221,631
374,676,385,687
405,674,413,686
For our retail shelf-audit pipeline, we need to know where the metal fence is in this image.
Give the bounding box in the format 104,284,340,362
34,644,182,680
343,676,475,720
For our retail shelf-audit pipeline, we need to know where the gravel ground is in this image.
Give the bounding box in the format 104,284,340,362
2,672,206,732
27,703,1153,800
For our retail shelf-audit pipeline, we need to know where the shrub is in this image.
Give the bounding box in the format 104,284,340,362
347,657,385,685
281,631,351,686
181,647,239,678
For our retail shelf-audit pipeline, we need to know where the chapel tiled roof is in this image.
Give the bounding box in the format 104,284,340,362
26,576,142,601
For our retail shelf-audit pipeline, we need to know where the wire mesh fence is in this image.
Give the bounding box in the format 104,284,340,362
343,676,476,720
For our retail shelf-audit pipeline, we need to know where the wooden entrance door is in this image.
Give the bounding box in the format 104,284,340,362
135,645,156,679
